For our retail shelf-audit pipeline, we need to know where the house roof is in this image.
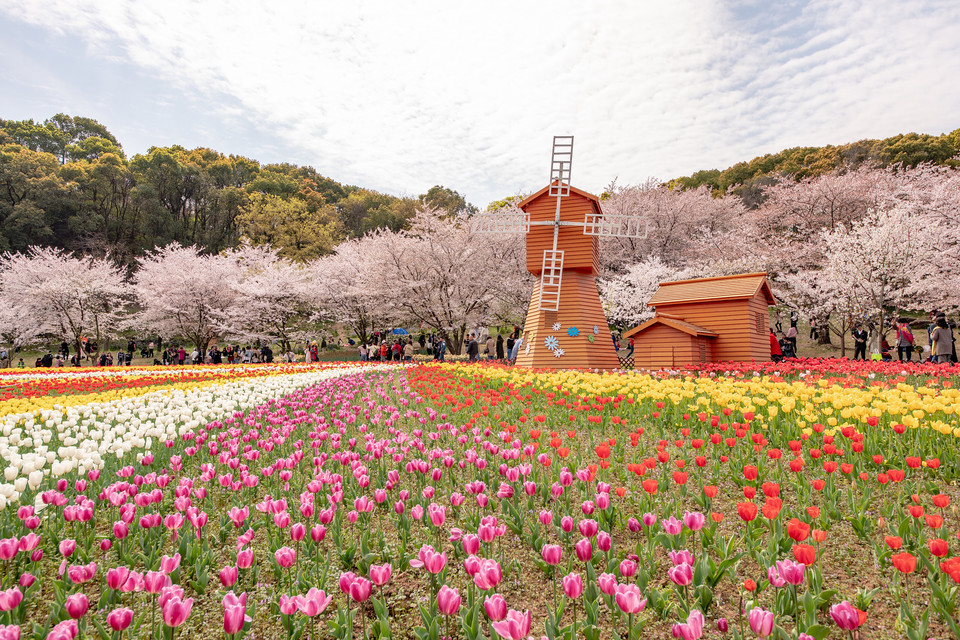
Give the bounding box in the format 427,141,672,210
517,182,603,214
647,272,776,307
623,316,719,340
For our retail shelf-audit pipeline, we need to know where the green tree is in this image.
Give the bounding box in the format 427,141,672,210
418,185,477,216
237,193,341,261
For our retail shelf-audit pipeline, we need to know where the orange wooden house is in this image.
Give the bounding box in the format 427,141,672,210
623,272,776,368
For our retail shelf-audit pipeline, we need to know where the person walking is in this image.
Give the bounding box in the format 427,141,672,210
896,322,914,361
379,341,388,362
786,323,798,355
852,324,869,361
485,334,495,361
466,334,480,361
495,334,504,359
403,339,414,362
930,316,953,362
770,328,783,362
436,337,447,362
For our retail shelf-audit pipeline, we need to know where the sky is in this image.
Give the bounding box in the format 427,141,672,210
2,0,960,207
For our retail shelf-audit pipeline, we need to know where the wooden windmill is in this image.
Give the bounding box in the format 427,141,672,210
473,136,647,369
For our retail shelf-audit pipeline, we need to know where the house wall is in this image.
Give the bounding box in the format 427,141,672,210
652,298,770,362
633,324,700,368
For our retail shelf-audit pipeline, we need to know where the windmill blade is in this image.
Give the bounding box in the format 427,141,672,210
548,136,574,197
582,212,649,239
538,249,564,311
471,211,530,234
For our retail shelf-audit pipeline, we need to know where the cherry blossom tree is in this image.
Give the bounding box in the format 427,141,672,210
599,257,679,329
309,235,393,346
0,246,129,360
371,207,530,353
600,179,745,272
822,204,932,352
777,268,863,356
222,244,313,351
131,244,237,354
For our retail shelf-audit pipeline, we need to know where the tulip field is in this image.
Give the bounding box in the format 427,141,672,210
2,360,960,640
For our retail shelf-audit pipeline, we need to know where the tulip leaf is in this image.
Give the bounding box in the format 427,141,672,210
803,624,831,640
91,616,112,640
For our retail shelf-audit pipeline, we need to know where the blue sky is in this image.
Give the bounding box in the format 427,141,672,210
2,0,959,207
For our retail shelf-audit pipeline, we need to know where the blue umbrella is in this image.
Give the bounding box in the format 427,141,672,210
392,328,409,335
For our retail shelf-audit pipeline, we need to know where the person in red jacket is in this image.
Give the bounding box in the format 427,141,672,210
770,329,783,362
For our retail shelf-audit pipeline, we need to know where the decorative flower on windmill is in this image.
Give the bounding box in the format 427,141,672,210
544,336,559,351
552,322,562,332
567,326,580,337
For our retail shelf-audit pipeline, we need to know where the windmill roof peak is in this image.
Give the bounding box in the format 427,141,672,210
517,182,602,211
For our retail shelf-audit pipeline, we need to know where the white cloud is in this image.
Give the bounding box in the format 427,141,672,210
2,0,959,205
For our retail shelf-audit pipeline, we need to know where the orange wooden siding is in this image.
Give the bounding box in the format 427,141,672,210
522,190,601,275
515,271,619,370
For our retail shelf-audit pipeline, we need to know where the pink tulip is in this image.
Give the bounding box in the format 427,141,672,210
310,524,326,543
0,624,18,640
17,574,34,588
748,608,775,637
538,510,553,526
560,516,574,532
349,577,372,603
220,565,239,588
662,517,682,535
683,511,706,532
64,594,89,619
66,562,96,584
0,588,23,612
339,572,357,595
113,522,129,539
462,534,480,556
274,547,296,569
58,540,76,558
672,609,705,640
642,512,657,527
158,585,185,609
578,519,598,538
428,504,446,527
161,595,194,628
619,559,637,578
776,559,805,586
143,571,169,594
294,588,333,616
669,550,694,566
767,565,786,588
598,572,618,595
562,573,583,599
278,595,298,615
408,545,446,573
370,563,393,586
483,594,507,621
106,608,133,632
18,534,39,552
627,517,642,532
160,553,181,574
290,523,306,542
668,563,693,586
0,540,17,562
473,559,503,591
614,584,646,614
236,548,253,569
107,567,130,590
830,601,861,630
491,609,532,640
541,544,562,566
575,538,592,562
46,620,78,640
437,585,461,616
597,530,612,552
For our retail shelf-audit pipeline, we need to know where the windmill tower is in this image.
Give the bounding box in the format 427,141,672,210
473,136,647,370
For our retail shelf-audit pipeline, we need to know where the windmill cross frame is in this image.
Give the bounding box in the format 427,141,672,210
472,136,649,312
